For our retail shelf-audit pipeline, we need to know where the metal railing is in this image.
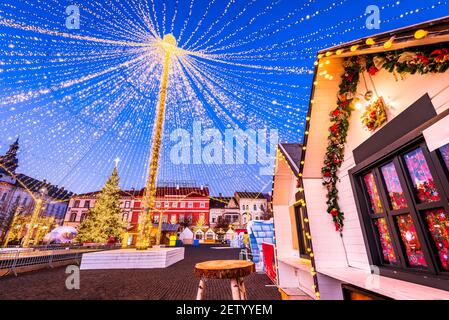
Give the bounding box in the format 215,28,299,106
0,244,121,277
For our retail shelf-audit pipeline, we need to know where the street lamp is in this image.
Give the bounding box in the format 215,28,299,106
22,186,47,248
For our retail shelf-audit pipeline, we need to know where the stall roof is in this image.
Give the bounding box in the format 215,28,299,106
278,143,303,177
318,16,449,58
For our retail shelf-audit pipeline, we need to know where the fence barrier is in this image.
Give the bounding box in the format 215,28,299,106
0,244,120,277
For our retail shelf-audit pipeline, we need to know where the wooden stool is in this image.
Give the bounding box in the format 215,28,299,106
194,260,255,300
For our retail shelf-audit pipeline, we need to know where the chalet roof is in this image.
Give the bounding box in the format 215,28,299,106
278,143,303,177
318,16,449,58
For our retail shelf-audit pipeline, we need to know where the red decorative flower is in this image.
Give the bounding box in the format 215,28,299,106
416,54,430,65
339,100,350,108
346,74,354,82
368,66,379,76
330,209,340,217
431,48,449,62
330,123,340,133
332,109,340,118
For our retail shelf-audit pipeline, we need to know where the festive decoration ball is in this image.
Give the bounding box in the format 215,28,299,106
414,29,428,40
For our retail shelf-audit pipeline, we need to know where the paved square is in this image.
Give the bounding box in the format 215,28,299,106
0,245,281,300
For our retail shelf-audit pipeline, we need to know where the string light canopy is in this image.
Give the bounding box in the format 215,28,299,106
0,0,447,199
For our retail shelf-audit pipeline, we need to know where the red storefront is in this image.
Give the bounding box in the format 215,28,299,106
130,186,210,228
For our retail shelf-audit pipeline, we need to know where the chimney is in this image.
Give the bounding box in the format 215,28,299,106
219,192,222,198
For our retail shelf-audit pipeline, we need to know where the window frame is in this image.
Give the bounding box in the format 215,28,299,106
351,138,449,290
294,204,311,260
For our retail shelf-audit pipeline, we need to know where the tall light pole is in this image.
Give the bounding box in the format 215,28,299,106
136,34,178,250
22,187,47,248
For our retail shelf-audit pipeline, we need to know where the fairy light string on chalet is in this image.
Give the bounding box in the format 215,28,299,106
276,145,321,300
319,34,449,232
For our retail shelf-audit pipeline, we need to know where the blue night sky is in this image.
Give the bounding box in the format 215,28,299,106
0,0,448,196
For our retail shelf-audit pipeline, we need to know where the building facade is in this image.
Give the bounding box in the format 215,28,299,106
0,139,73,242
209,192,271,228
64,185,210,230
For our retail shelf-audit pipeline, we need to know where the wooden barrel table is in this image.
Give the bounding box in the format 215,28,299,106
194,260,255,300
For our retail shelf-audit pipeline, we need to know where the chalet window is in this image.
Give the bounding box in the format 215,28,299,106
354,140,449,289
438,142,449,172
294,205,310,259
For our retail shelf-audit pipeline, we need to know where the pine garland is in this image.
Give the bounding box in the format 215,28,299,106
321,44,449,232
321,56,361,232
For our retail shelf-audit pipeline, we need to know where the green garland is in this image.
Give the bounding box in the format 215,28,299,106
321,44,449,232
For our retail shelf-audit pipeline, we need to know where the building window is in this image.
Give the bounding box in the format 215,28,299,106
125,201,130,208
22,198,27,206
155,202,161,208
253,204,257,211
179,214,185,222
172,202,178,208
212,217,216,223
80,212,87,222
353,141,449,288
74,200,80,208
162,215,168,223
200,202,205,208
180,202,186,208
188,202,193,208
164,201,169,208
70,212,77,222
84,200,90,208
122,213,129,222
1,193,6,201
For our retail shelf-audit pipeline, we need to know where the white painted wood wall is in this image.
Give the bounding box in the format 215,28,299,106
304,55,449,281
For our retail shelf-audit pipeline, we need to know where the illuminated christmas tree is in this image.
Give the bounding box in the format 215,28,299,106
76,167,124,243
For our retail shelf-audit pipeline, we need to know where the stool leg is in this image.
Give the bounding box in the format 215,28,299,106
230,278,241,300
238,277,248,300
196,279,206,300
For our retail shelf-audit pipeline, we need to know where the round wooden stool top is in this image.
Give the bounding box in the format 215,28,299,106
194,260,255,279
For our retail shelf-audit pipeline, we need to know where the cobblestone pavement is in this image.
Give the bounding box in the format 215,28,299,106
0,245,281,300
